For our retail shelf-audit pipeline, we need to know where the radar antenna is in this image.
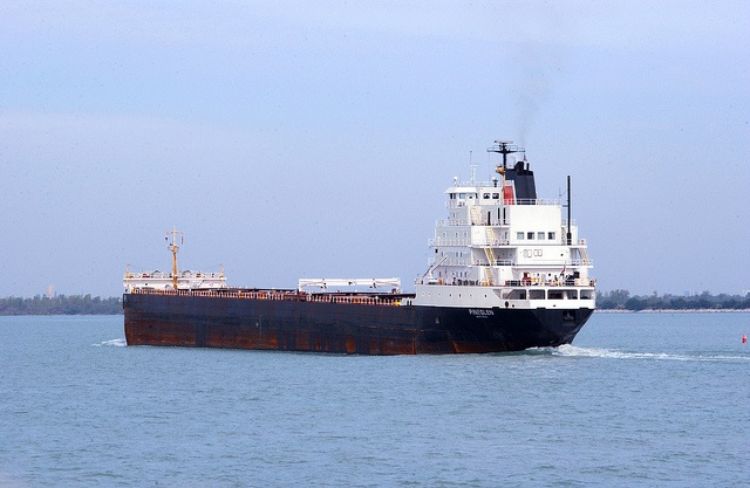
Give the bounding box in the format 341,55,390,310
165,226,184,290
487,140,525,172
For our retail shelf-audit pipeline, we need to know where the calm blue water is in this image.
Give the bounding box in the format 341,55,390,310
1,313,748,487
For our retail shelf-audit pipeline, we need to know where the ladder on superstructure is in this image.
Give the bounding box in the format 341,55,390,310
470,206,496,286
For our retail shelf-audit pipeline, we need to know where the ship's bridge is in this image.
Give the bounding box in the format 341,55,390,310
416,140,595,310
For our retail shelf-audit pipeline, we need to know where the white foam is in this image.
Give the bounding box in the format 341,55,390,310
532,344,750,362
93,338,127,347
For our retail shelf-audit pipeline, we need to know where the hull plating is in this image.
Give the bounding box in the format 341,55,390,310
124,293,592,355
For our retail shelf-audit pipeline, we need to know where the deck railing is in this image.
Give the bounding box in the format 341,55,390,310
420,278,596,288
129,287,405,306
448,197,561,207
124,271,225,279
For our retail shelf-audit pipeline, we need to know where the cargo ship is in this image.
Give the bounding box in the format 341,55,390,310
123,141,595,354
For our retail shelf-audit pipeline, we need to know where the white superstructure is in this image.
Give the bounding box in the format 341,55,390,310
123,270,227,292
123,228,227,292
413,141,595,310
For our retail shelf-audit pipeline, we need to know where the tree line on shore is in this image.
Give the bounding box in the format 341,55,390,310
0,295,123,315
598,290,750,311
1,290,749,315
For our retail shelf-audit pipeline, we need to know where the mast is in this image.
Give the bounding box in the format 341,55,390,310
166,227,183,290
486,140,525,171
566,176,572,245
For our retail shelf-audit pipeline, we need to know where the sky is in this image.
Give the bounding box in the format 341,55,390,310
1,0,748,297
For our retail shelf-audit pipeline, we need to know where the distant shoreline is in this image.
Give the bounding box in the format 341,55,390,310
0,312,123,317
0,295,122,316
2,293,749,316
596,309,750,313
2,309,750,317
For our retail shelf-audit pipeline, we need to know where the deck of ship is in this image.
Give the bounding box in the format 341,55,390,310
128,287,413,306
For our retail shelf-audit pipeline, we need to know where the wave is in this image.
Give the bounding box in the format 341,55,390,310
529,344,750,362
93,338,127,347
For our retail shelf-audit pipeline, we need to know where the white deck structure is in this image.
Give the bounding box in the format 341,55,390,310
298,278,401,292
123,270,227,292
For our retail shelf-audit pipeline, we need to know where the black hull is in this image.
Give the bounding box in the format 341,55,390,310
123,293,592,355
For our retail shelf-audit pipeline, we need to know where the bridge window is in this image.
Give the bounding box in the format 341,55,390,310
529,289,545,300
563,289,578,299
527,232,535,240
505,289,527,300
548,290,564,300
548,232,556,240
580,289,594,300
537,232,545,240
516,232,524,240
492,193,500,199
483,193,490,199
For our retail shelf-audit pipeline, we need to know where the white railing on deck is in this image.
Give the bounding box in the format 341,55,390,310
471,239,511,247
446,193,561,207
437,219,512,227
420,278,596,288
514,198,561,205
436,219,472,226
429,238,471,247
463,259,592,267
124,271,224,279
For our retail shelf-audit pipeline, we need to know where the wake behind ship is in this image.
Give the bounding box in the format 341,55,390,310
123,141,595,354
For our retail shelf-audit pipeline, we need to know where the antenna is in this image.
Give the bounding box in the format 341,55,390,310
469,150,478,183
486,140,525,171
165,226,184,289
566,176,572,245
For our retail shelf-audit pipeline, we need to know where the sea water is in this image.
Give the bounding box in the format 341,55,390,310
0,313,748,487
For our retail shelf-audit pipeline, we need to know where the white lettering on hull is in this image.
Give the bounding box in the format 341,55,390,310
469,309,495,318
